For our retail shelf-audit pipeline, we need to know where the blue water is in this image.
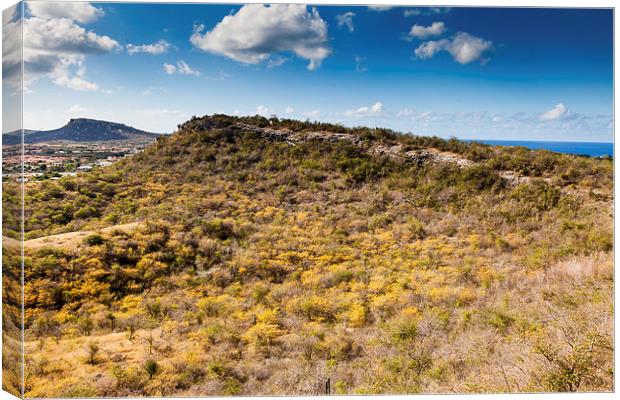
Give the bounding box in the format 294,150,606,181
466,140,613,157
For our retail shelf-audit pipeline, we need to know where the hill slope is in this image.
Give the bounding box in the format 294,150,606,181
2,118,160,145
17,115,613,396
2,129,38,145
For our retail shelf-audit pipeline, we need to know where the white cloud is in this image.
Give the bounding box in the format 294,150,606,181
371,102,384,113
355,56,368,72
414,40,447,59
67,104,89,114
190,4,330,71
177,60,200,75
396,109,437,123
540,103,569,121
286,106,295,114
392,106,611,141
448,32,493,64
267,56,288,68
345,102,384,117
403,9,421,17
25,17,119,54
368,6,394,11
404,7,452,17
409,22,446,39
304,110,321,118
2,15,120,91
415,32,493,64
27,2,103,24
127,40,171,55
3,4,119,92
256,105,270,116
429,7,452,15
163,63,176,74
51,59,100,91
163,60,200,76
336,12,355,33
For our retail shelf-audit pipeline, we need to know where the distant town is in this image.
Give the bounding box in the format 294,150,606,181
2,117,161,182
2,141,151,182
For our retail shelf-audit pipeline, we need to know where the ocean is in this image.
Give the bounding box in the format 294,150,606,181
466,139,614,158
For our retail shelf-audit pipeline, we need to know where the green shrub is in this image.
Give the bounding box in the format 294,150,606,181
144,359,159,379
84,234,105,246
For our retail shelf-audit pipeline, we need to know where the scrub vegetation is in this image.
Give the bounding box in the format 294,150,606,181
17,115,613,396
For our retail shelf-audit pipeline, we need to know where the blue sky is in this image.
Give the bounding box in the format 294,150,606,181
3,2,614,141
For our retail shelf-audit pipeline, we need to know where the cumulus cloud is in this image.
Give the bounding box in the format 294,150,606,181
409,22,446,39
163,60,200,76
304,110,321,118
27,1,103,24
447,33,493,64
25,16,119,54
336,12,355,33
345,102,384,117
190,4,330,71
415,32,493,64
414,40,446,59
3,3,119,92
2,6,23,89
286,106,295,114
127,40,171,55
4,16,119,91
540,104,569,121
51,58,101,91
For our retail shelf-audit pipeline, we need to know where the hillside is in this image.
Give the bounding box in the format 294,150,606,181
11,114,613,396
2,118,160,145
2,129,38,145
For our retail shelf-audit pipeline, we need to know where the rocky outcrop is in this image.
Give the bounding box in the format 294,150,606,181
233,123,362,146
230,123,473,168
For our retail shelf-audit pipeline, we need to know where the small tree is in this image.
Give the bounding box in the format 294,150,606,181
86,341,99,365
123,313,142,340
79,316,94,336
143,330,156,355
144,359,159,379
106,312,117,331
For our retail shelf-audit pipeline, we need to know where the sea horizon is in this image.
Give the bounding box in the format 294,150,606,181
464,138,614,157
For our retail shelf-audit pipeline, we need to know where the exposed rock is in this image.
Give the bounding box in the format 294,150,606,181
229,123,472,168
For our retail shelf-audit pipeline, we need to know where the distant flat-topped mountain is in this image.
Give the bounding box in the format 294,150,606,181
2,118,161,145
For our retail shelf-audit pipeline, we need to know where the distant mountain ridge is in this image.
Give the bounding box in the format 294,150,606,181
2,118,161,145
